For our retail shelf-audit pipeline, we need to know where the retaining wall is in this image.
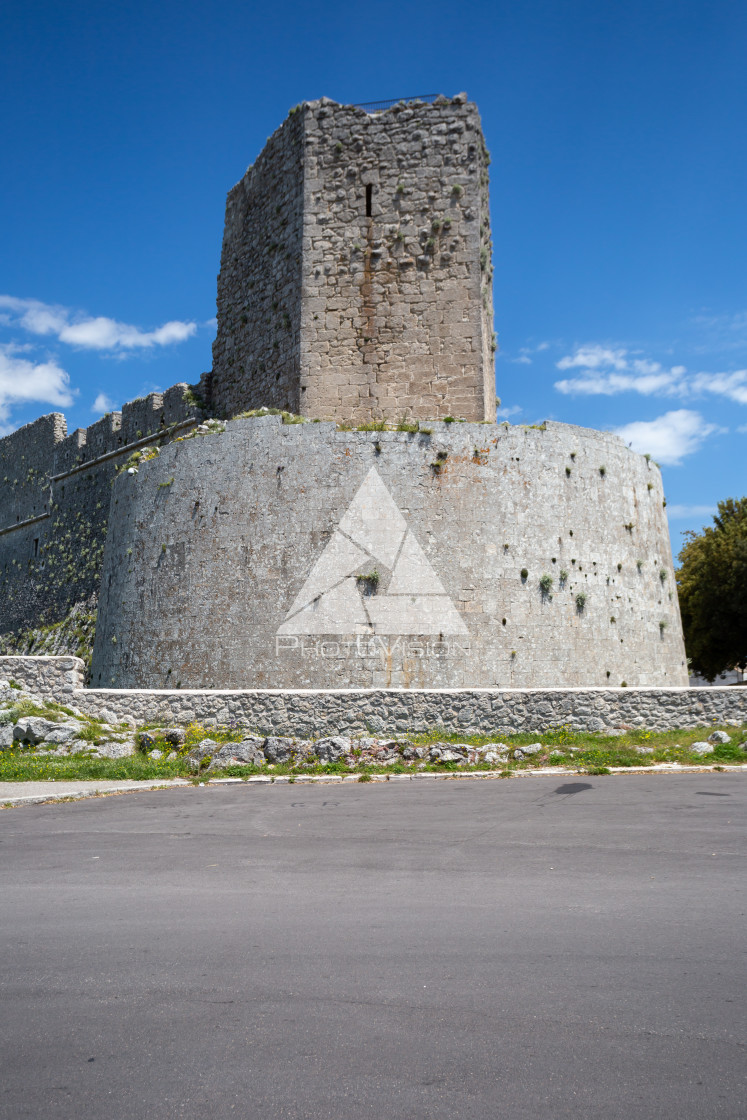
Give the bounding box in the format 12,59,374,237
2,659,745,736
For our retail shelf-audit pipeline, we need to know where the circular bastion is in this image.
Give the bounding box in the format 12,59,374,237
90,416,688,690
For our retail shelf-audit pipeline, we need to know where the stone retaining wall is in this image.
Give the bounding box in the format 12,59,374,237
0,656,85,695
2,658,745,735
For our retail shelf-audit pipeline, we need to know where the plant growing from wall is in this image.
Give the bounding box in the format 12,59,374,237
430,450,448,475
539,573,553,597
575,593,587,611
356,570,380,595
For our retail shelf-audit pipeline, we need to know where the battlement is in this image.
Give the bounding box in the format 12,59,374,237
0,384,199,641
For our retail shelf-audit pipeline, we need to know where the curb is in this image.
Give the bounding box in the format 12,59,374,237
2,765,745,807
207,763,747,786
0,779,190,808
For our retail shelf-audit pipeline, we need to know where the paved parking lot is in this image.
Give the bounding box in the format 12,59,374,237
1,773,744,1119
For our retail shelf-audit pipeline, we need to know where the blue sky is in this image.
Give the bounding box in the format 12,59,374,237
1,0,745,556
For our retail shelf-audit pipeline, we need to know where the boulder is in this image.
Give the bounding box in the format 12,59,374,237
13,716,62,745
691,741,714,756
519,743,544,756
263,737,299,764
185,738,220,769
440,749,466,764
160,727,186,746
44,724,82,746
313,736,351,763
0,723,14,749
95,740,137,759
210,738,266,768
429,745,465,763
708,730,731,744
482,749,508,765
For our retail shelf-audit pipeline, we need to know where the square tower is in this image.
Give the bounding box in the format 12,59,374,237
209,94,495,424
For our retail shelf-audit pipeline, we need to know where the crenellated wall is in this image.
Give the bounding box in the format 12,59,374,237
0,384,199,642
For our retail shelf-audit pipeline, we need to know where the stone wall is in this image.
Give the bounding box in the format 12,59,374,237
91,415,687,690
210,109,305,418
0,385,198,641
2,657,745,736
209,95,495,424
72,687,747,736
0,655,85,695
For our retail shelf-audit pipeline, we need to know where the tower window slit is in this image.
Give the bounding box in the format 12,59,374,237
365,184,372,217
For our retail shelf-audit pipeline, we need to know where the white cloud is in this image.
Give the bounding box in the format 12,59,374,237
0,344,75,434
614,409,720,466
497,404,523,418
554,343,747,407
555,345,687,397
690,369,747,405
557,345,630,372
92,392,117,414
555,370,684,396
0,295,197,351
510,341,553,365
738,424,747,433
666,504,716,521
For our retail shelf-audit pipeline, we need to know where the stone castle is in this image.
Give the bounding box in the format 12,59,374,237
0,94,689,690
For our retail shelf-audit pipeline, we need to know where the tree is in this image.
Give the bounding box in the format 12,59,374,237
676,497,747,681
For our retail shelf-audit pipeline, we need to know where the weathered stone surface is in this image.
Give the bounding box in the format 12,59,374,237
160,728,186,746
13,716,62,745
185,739,219,768
43,724,82,745
314,736,351,762
514,742,543,758
89,418,687,690
0,388,196,644
211,97,494,425
0,722,14,749
690,741,714,755
94,740,136,759
1,669,742,739
482,748,508,764
263,737,302,764
209,739,266,769
708,730,731,744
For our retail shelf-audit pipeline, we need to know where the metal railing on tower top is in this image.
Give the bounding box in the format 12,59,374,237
352,95,441,113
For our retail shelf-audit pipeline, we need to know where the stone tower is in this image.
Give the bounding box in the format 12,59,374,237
208,94,496,424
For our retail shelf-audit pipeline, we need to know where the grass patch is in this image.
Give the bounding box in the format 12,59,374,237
0,715,743,783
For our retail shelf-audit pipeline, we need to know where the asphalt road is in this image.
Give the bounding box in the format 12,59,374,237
1,774,745,1120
